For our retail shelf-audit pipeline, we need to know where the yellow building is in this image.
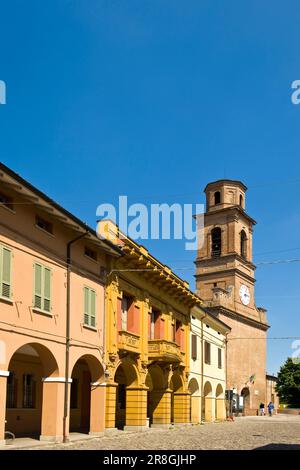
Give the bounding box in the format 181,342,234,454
189,306,230,424
101,223,203,431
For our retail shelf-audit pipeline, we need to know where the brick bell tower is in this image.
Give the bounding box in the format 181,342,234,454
195,180,269,415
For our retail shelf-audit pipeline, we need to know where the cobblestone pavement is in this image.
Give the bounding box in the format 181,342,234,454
25,415,300,450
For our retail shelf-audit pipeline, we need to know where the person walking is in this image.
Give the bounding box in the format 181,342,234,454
259,402,265,416
268,402,274,417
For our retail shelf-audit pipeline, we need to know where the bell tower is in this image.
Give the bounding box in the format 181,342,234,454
195,180,269,415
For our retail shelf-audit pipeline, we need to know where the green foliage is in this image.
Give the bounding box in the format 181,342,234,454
276,358,300,405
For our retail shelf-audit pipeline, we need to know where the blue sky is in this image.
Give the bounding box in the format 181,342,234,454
0,0,300,374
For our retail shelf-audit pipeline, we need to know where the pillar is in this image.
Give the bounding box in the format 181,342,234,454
215,397,226,421
124,386,147,431
89,382,106,436
0,372,8,445
173,392,191,424
40,378,69,442
204,396,215,422
105,383,117,429
151,388,172,427
191,394,201,424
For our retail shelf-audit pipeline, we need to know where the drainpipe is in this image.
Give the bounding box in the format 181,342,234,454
200,314,205,422
63,230,88,443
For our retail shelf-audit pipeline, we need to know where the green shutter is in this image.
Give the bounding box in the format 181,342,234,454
1,247,12,298
34,264,42,309
90,289,96,327
84,287,90,325
43,267,51,312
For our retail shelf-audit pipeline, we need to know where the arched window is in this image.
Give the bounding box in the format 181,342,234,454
240,194,244,208
211,227,222,257
240,230,247,258
214,191,221,205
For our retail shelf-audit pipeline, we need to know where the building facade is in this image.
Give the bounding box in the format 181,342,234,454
195,180,269,415
0,163,120,444
189,306,230,423
101,222,203,431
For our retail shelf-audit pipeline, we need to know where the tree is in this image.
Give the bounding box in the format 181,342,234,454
276,358,300,405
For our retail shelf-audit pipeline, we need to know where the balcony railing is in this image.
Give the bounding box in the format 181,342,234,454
118,330,140,353
148,339,183,363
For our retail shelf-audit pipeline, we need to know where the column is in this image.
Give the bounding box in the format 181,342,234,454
105,382,117,430
215,397,226,421
151,388,172,427
173,392,191,424
40,378,69,442
204,396,215,422
0,371,8,445
124,386,147,431
89,382,106,436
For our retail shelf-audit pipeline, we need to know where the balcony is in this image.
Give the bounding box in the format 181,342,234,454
148,339,183,363
118,330,140,354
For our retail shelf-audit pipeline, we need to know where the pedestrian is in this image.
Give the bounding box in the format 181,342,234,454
267,401,274,417
259,402,265,416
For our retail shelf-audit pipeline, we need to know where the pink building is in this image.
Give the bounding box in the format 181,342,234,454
0,163,120,443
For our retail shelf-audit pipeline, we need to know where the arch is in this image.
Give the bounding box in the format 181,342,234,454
114,360,140,430
202,381,213,422
211,227,222,257
240,230,247,258
70,354,105,434
146,365,166,426
239,194,244,208
241,387,250,416
188,378,200,424
5,342,59,438
215,384,225,421
214,191,221,205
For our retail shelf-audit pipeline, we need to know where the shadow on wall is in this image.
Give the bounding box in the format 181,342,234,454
254,444,300,450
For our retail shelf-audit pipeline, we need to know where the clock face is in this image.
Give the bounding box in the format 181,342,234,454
239,284,250,305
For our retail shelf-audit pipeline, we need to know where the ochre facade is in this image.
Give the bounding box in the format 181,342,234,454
102,224,202,430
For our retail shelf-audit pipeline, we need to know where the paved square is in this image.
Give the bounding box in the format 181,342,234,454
24,415,300,450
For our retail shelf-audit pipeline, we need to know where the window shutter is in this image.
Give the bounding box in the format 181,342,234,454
1,246,12,298
90,289,96,327
34,264,42,309
43,267,51,312
218,348,222,368
191,334,197,360
84,287,90,325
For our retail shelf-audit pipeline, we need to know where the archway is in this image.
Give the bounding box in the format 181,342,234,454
215,384,225,421
202,381,213,422
114,361,139,430
5,343,59,438
188,378,200,424
146,365,165,426
70,355,104,435
241,387,250,416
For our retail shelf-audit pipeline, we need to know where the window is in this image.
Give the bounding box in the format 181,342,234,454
214,191,221,205
84,246,97,261
0,245,12,299
240,230,247,258
218,348,222,369
240,194,244,208
175,320,182,346
149,309,161,340
121,296,130,331
204,341,211,364
33,263,52,312
0,192,14,210
6,372,17,408
191,334,197,360
70,378,79,409
36,216,53,234
83,286,96,327
211,227,221,257
23,374,36,408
